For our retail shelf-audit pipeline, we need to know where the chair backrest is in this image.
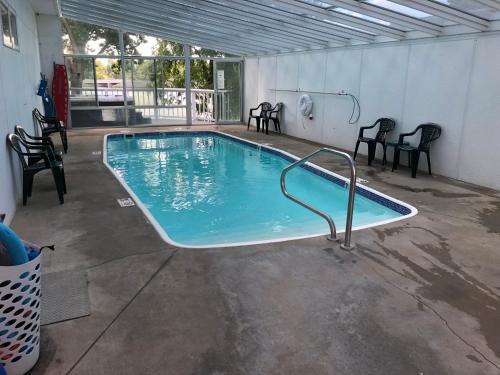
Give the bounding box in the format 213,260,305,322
375,118,396,142
275,102,283,113
259,102,272,115
14,125,29,141
417,123,442,150
7,134,29,168
32,108,46,133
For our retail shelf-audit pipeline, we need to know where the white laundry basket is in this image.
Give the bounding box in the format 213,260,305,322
0,254,41,375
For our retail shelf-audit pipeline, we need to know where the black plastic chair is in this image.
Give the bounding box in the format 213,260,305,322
32,108,68,153
392,123,442,178
263,102,283,135
247,102,272,133
14,125,64,164
7,133,66,205
353,118,396,166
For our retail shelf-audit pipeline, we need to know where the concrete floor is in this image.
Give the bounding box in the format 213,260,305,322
11,125,500,375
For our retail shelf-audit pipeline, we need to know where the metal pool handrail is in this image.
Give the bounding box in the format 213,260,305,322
280,148,357,250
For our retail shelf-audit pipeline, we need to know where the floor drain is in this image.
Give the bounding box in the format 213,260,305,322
117,198,135,207
92,151,102,156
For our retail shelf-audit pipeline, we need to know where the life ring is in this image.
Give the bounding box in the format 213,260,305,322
298,94,313,117
0,223,29,265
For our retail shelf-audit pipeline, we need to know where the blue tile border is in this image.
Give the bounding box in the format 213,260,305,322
107,131,412,216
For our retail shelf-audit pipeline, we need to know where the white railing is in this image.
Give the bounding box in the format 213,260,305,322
69,87,231,122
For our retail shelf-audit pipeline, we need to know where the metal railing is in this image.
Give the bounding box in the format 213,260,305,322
280,148,357,250
68,87,231,122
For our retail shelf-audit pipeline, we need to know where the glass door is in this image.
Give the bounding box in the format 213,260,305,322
214,61,242,123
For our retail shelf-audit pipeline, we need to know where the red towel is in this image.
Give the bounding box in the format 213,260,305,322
52,64,69,125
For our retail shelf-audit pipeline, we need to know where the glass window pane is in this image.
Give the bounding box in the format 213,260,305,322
190,46,237,58
441,0,500,21
66,56,97,107
156,59,186,106
124,58,156,106
216,61,241,122
124,32,184,56
1,4,11,48
365,0,453,26
332,7,392,26
191,59,215,123
95,58,128,106
62,19,119,55
9,12,17,48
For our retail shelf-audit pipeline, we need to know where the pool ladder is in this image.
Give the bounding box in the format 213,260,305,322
280,148,356,251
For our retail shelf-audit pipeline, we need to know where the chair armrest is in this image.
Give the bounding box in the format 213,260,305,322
358,121,378,137
249,104,262,116
25,133,50,142
22,139,52,148
398,129,419,144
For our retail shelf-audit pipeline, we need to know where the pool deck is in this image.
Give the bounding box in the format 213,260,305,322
11,124,500,375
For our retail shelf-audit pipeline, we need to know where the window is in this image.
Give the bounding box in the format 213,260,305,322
62,19,119,55
1,1,19,50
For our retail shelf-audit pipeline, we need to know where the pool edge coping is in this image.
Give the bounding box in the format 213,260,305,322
102,130,418,249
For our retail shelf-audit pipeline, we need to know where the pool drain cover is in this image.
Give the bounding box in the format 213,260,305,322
117,197,135,207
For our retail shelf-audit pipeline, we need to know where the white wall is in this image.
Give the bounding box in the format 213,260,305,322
244,34,500,190
0,0,43,224
36,14,64,89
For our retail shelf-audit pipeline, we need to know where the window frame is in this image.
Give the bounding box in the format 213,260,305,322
0,0,19,51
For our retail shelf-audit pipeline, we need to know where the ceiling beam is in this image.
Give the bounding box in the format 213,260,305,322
318,0,443,35
62,0,302,53
140,0,352,45
473,0,500,11
61,11,262,56
114,0,333,48
389,0,490,30
276,0,406,39
193,0,374,42
63,0,290,52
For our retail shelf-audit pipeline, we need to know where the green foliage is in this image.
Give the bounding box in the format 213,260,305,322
62,19,145,55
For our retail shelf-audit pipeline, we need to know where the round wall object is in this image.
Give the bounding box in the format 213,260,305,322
298,94,313,117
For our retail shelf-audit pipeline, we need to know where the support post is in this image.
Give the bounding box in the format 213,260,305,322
119,30,128,126
184,44,192,126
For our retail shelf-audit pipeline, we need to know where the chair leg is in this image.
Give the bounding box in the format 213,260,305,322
392,148,400,171
353,140,361,160
275,118,281,133
62,168,67,194
27,174,34,197
426,151,432,175
61,130,68,153
382,144,388,166
411,150,420,178
51,167,65,204
256,118,260,133
265,119,269,135
22,173,30,206
247,117,251,130
367,141,376,166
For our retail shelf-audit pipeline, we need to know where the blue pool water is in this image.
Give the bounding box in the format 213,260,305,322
106,132,414,247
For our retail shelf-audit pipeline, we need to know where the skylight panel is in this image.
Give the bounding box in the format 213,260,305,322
323,18,376,34
332,7,392,26
365,0,432,19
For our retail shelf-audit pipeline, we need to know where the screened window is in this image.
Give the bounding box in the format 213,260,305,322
1,1,18,50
